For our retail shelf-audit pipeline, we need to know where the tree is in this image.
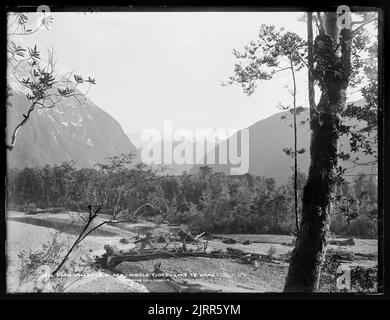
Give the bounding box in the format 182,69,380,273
223,25,307,233
51,154,161,277
6,12,95,151
284,11,377,292
280,105,308,232
226,10,378,292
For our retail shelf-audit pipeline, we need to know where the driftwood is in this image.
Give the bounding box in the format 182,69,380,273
327,238,355,246
26,207,65,215
211,235,278,245
354,252,377,260
326,248,355,261
222,238,237,244
178,230,197,243
96,246,268,268
149,262,222,293
101,251,234,267
326,249,377,262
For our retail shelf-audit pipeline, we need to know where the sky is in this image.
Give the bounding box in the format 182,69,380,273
10,11,363,146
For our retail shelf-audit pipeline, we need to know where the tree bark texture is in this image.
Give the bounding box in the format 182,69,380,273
284,12,352,292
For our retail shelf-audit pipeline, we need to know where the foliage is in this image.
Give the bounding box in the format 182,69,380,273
7,160,377,238
223,25,306,95
319,254,377,293
338,18,378,172
224,16,378,188
6,12,95,150
318,252,342,292
330,173,378,237
16,231,93,292
350,266,377,293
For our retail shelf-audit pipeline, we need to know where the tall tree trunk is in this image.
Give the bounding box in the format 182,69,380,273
284,12,352,292
307,12,315,126
290,64,299,232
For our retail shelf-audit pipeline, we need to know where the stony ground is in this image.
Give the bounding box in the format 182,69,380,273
6,211,378,293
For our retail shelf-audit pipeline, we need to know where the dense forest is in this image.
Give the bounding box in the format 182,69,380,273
6,156,377,238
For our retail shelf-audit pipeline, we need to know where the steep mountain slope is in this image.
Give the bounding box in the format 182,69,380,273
7,90,138,169
191,107,376,183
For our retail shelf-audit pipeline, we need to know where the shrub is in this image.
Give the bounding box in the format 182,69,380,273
16,232,93,292
351,266,377,293
319,252,377,293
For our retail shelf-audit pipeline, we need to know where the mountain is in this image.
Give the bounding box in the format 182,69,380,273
190,106,377,183
7,90,138,169
127,132,147,149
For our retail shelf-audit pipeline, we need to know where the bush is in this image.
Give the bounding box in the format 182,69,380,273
15,232,93,292
351,266,377,293
319,252,377,293
319,254,341,292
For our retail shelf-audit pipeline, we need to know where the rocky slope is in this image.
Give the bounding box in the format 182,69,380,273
7,90,138,169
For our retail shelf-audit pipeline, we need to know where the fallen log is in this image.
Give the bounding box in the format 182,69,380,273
101,251,233,267
222,238,237,244
210,235,284,245
326,249,355,261
96,248,268,268
226,247,246,255
354,252,377,260
328,238,355,246
26,207,65,215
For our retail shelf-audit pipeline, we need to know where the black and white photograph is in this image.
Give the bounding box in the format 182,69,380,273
3,4,385,297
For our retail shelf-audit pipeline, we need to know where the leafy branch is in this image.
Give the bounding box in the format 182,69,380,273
7,13,96,150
